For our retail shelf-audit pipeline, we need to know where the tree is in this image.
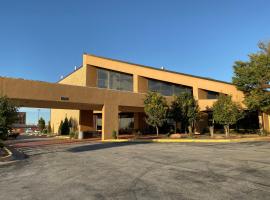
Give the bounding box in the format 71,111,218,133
61,117,70,135
232,42,270,131
0,96,18,140
170,92,199,134
212,95,243,137
186,96,200,135
144,92,168,136
169,96,183,133
38,117,46,132
47,121,52,133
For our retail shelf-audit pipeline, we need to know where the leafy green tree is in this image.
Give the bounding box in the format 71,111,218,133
169,96,183,133
0,96,18,140
144,92,168,136
232,42,270,130
61,117,70,135
212,95,243,137
38,117,46,132
170,92,199,134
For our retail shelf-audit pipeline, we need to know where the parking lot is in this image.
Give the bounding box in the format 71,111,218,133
1,140,270,200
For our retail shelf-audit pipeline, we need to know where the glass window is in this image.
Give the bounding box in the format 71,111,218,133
97,69,108,88
148,79,160,92
109,71,120,90
119,73,133,91
160,82,173,96
207,91,219,99
97,68,133,92
148,79,192,96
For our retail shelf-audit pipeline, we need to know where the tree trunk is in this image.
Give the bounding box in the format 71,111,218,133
156,126,159,137
174,121,177,133
224,125,230,138
209,126,214,138
188,125,193,136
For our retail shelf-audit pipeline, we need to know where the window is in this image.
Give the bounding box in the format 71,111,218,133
148,79,192,96
97,69,108,88
207,91,219,99
97,68,133,92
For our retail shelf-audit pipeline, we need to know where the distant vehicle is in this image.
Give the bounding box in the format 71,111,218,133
25,129,33,134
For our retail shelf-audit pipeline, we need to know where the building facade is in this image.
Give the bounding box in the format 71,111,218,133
49,54,265,139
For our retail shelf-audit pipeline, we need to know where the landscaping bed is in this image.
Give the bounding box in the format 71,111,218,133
117,133,269,140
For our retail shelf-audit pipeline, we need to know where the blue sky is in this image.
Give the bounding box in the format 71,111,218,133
1,0,270,124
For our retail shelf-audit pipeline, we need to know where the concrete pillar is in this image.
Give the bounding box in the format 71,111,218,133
134,112,140,130
102,104,119,140
193,85,199,100
79,110,94,139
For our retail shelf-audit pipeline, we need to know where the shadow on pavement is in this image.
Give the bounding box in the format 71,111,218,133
68,142,151,153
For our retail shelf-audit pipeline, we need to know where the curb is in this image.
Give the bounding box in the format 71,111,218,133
0,146,13,164
103,137,270,143
1,147,13,159
0,146,27,165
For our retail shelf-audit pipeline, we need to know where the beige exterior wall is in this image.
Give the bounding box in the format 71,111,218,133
59,66,87,86
83,54,244,103
51,109,80,134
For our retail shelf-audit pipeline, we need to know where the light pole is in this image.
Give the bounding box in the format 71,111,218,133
37,109,40,124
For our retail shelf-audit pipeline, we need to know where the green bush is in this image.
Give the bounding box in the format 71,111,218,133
60,117,70,135
69,131,78,139
259,130,269,136
112,130,117,139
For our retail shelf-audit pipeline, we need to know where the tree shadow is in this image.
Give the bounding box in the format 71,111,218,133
67,142,151,153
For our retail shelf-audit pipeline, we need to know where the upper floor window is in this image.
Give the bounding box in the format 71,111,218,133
148,79,192,96
207,91,219,99
97,68,133,92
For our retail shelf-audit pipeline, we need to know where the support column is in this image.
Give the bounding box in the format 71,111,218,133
193,85,199,100
79,110,94,139
102,104,119,140
134,112,140,130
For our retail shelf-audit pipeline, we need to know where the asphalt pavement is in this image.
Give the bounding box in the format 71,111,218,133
1,140,270,200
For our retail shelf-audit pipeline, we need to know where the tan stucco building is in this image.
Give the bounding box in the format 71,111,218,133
1,54,268,139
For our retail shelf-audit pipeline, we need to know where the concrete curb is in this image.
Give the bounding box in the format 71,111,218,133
103,137,270,143
0,146,13,165
1,147,13,159
0,146,28,165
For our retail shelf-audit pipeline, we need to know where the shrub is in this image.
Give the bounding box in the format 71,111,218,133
69,131,79,139
112,130,117,139
259,130,269,136
61,117,70,135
